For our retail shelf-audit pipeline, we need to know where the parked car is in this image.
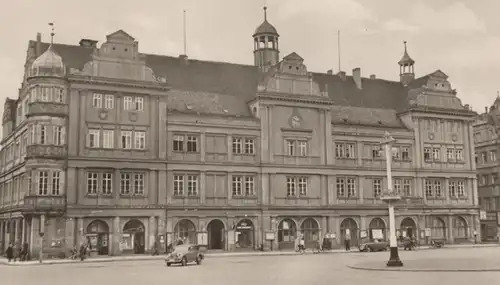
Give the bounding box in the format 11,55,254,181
165,244,204,267
358,239,389,252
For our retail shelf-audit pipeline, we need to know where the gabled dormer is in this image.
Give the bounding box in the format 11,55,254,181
257,52,325,98
98,30,139,60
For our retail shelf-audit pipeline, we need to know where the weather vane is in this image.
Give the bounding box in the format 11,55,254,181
49,22,55,44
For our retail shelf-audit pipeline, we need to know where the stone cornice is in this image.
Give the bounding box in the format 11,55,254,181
255,92,334,106
67,75,170,92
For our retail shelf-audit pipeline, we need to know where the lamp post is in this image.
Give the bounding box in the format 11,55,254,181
380,131,403,267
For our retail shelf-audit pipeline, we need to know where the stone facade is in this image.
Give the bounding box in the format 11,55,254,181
0,12,480,258
473,98,500,241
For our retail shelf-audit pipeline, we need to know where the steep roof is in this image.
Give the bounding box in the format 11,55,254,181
28,40,470,128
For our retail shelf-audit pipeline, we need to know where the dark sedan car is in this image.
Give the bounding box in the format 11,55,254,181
358,239,389,252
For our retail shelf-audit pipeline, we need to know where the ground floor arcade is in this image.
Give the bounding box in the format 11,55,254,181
0,208,480,258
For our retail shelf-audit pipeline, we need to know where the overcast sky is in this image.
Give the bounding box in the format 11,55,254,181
1,0,499,119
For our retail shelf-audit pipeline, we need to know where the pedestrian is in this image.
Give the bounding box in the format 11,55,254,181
345,234,351,251
5,243,14,262
79,243,86,261
299,238,305,253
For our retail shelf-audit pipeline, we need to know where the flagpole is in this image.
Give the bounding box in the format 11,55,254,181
337,30,341,72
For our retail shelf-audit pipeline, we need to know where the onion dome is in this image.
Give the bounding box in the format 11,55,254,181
398,41,415,66
30,45,65,77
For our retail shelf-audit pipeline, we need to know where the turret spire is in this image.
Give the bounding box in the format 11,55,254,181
49,22,55,45
264,6,267,21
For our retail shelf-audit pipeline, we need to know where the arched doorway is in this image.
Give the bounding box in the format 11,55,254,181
278,219,297,250
207,219,225,250
453,216,468,242
400,217,417,239
368,218,386,240
86,220,109,255
430,217,446,240
174,219,197,245
123,219,145,254
340,218,359,246
235,219,254,250
300,218,319,248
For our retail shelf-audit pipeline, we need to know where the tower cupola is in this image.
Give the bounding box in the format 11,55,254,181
398,41,415,86
253,6,280,72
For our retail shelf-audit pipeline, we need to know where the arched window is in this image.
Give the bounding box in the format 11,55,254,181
174,219,197,244
430,217,446,239
278,219,297,242
453,216,468,238
368,218,386,240
300,218,319,243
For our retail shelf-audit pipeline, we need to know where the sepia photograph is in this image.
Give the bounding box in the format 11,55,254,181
0,0,499,284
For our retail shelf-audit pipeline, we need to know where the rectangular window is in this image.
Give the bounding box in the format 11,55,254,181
392,147,400,160
286,177,296,196
287,140,295,156
88,129,100,148
134,97,144,111
336,142,356,158
120,131,132,149
432,148,441,160
134,173,145,195
173,175,184,196
457,181,465,197
373,179,382,197
232,138,242,154
173,135,184,152
134,131,146,149
335,143,345,158
455,149,464,161
102,173,113,195
347,178,356,197
446,148,455,161
401,147,410,160
120,173,131,195
55,88,64,103
38,171,49,195
104,94,114,109
87,172,98,195
424,147,431,161
345,143,355,158
448,181,457,198
372,145,381,158
244,139,255,155
298,141,308,157
187,136,198,152
51,171,60,195
425,179,433,197
393,179,401,194
434,180,442,197
39,125,47,144
403,179,411,196
187,175,198,196
482,152,487,163
232,176,242,196
298,177,308,195
102,130,114,149
123,96,133,110
92,93,102,108
53,126,64,145
336,178,345,197
489,151,496,162
245,176,255,196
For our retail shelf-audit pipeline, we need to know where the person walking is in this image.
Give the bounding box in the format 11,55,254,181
79,243,87,261
344,234,351,251
5,243,14,262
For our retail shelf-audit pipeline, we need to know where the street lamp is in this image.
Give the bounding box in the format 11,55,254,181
380,131,403,267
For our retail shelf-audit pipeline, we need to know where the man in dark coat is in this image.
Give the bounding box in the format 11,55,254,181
79,243,87,261
5,243,14,262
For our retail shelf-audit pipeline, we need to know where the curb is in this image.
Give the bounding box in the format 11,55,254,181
1,244,497,267
347,264,500,272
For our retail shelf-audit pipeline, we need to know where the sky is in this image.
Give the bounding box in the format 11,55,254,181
1,0,499,119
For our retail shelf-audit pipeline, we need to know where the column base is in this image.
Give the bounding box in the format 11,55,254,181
386,246,403,267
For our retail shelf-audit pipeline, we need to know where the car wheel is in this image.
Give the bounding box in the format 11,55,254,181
367,247,372,252
196,256,202,265
385,246,390,251
181,257,187,266
166,263,171,267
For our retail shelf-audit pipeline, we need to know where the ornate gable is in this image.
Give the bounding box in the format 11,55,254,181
106,30,135,43
259,52,325,98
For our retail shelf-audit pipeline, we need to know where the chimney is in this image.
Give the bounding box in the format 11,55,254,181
352,67,362,89
337,71,346,81
370,74,376,79
327,69,333,75
35,32,42,57
485,106,488,114
79,39,98,48
179,54,189,65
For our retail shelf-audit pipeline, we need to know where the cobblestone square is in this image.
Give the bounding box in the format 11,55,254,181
2,247,500,285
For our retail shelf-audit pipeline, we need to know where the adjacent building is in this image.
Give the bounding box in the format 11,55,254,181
474,99,500,241
0,9,480,258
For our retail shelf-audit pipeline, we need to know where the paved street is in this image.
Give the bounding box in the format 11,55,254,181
1,247,500,285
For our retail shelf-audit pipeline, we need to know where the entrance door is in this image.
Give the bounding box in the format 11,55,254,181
134,232,145,254
207,220,225,250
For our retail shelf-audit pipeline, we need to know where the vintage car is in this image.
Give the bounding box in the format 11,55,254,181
165,244,204,267
358,239,389,252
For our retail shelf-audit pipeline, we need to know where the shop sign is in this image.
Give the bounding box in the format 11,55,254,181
265,232,275,241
